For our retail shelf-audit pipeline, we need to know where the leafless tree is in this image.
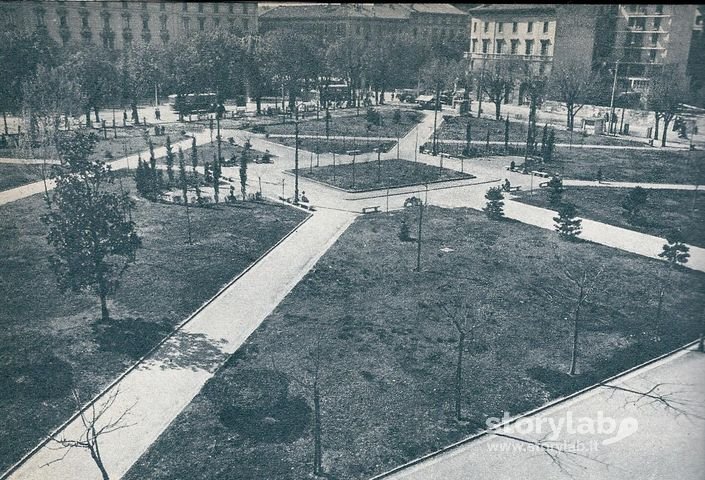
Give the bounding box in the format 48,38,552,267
644,66,690,147
272,335,326,477
481,59,517,121
550,60,601,131
434,299,494,421
543,264,608,375
42,388,135,480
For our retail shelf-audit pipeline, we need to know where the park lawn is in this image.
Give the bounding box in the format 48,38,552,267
0,163,47,191
549,147,705,184
261,108,424,141
437,115,644,147
0,177,308,473
273,136,397,155
155,138,270,168
514,187,705,248
296,158,475,192
124,207,705,480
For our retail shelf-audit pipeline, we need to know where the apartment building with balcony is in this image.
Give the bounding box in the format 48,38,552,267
0,1,258,50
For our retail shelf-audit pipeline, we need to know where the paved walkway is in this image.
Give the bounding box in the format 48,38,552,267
6,209,356,480
436,138,690,150
378,345,705,480
0,130,210,207
563,179,701,190
0,158,58,165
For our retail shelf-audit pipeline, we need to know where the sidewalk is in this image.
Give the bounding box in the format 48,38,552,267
5,208,357,480
0,130,210,206
563,180,701,190
379,344,705,480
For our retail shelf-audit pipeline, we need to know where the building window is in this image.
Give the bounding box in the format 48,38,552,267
243,18,249,30
655,5,663,14
473,21,477,33
160,1,165,11
59,14,67,27
122,1,128,8
497,22,503,32
495,39,503,54
142,17,149,30
651,33,658,45
214,18,220,27
182,2,187,12
525,39,534,55
510,39,519,54
483,21,489,33
141,2,147,10
649,49,657,61
512,22,517,33
654,17,661,30
198,17,205,31
35,9,46,26
539,63,546,75
103,14,111,30
198,4,204,13
213,4,219,13
81,15,89,28
160,15,167,30
228,4,234,14
543,21,549,33
183,16,190,33
540,39,549,55
243,3,249,14
482,39,489,53
527,22,533,33
471,38,477,52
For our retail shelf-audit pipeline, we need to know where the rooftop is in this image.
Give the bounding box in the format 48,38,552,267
468,4,556,14
260,3,467,20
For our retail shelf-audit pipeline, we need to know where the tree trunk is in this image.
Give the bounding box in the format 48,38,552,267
654,114,660,141
85,110,92,128
415,203,423,272
94,106,100,123
455,331,465,421
432,86,440,155
89,441,110,480
99,291,109,322
131,103,139,125
313,381,322,476
255,94,262,115
3,110,7,135
568,293,583,375
655,284,665,335
495,100,501,121
661,118,671,147
566,104,573,131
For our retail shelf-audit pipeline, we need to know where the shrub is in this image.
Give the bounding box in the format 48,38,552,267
553,202,582,241
546,176,564,207
621,186,649,224
483,186,505,220
399,219,411,241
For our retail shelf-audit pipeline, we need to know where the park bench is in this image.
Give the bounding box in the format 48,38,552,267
531,171,551,178
539,181,550,188
362,206,381,214
507,186,521,192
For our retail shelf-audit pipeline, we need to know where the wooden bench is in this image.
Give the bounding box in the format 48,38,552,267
531,171,551,178
507,186,521,192
539,181,550,188
362,206,381,214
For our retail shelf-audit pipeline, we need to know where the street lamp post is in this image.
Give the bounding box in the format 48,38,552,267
414,126,419,163
609,59,620,136
216,103,225,165
347,149,361,188
294,107,300,203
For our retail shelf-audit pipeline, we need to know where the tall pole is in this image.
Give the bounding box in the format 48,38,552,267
609,59,620,136
477,56,485,119
294,107,300,203
415,202,423,272
414,126,419,162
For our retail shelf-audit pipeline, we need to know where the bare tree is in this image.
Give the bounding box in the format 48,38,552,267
434,299,494,421
272,335,326,477
481,59,517,121
644,67,690,147
551,60,601,131
543,264,607,375
43,388,135,480
421,56,462,155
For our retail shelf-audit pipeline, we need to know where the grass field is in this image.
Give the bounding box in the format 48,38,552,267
0,177,307,473
0,163,47,191
124,207,705,480
437,115,644,147
515,187,705,248
296,158,474,192
549,148,705,184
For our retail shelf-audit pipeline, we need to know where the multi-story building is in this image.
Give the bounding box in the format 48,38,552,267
466,4,557,79
467,4,697,105
258,3,468,45
0,1,258,50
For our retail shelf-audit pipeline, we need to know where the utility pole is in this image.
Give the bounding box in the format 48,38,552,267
415,202,423,272
609,59,620,136
294,106,300,203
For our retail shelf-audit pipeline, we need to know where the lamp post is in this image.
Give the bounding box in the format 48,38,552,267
347,149,361,188
609,59,620,136
216,103,225,165
294,105,300,203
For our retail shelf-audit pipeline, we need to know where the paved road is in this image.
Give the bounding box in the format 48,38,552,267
6,209,357,480
379,345,705,480
563,179,702,190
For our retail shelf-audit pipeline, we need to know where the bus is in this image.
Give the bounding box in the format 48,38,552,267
168,93,218,115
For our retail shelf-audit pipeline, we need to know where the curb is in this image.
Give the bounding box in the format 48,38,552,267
0,209,313,480
369,338,701,479
352,178,502,201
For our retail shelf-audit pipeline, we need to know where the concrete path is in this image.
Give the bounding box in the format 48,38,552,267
5,208,356,480
435,138,690,150
563,179,702,190
0,130,210,206
378,345,705,480
0,158,58,165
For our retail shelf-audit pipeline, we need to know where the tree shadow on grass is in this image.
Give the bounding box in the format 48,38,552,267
93,317,172,361
0,355,73,401
138,330,229,374
203,368,311,444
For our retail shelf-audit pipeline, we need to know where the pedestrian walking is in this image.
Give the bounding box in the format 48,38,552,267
155,108,161,121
